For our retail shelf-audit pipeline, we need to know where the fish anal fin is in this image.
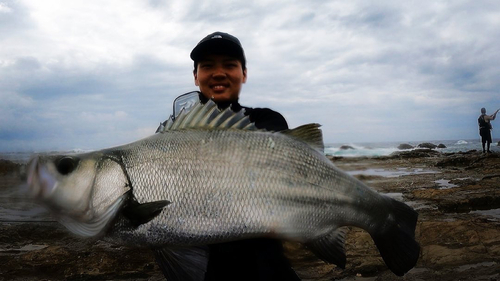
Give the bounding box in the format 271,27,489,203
153,246,209,281
122,197,171,228
371,197,420,276
306,227,347,269
282,123,324,153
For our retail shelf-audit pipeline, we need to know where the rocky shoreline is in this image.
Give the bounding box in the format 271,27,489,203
1,150,499,280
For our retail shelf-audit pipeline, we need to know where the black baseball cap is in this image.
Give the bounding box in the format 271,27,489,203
190,31,246,68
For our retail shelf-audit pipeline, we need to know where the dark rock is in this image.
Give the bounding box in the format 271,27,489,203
436,155,474,168
339,145,355,150
3,151,500,281
497,141,500,146
326,156,344,162
389,149,440,158
397,143,414,150
437,144,446,148
435,151,500,168
418,143,438,149
438,195,500,213
0,159,21,175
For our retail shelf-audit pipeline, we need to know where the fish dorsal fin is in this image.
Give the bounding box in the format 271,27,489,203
160,100,257,132
282,123,324,153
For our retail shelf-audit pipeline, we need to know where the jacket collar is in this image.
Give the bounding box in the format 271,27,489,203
198,92,243,112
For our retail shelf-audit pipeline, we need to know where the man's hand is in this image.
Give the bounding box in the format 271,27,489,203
491,108,500,120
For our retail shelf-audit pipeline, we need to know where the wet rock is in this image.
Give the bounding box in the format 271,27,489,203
389,149,440,158
0,159,21,175
437,144,447,148
411,166,500,213
340,145,355,150
438,196,500,213
418,220,500,267
437,151,499,169
418,143,438,149
3,152,500,280
326,155,344,162
397,143,414,150
436,154,475,168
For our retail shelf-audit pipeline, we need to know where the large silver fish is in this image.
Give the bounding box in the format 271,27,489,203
26,101,419,280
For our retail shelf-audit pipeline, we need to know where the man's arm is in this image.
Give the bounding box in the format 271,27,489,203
243,107,289,131
485,109,500,121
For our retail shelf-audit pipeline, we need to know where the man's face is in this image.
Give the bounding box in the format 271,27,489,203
194,54,247,103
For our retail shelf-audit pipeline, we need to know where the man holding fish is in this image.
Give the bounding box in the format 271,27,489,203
158,31,300,281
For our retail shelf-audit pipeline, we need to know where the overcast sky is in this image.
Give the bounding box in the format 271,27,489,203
1,0,499,152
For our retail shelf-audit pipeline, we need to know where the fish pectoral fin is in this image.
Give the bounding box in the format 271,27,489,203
153,246,209,281
122,199,171,227
306,227,347,269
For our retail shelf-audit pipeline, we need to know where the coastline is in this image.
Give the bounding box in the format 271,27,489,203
1,150,499,280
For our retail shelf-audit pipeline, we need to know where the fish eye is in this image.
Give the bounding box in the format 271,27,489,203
56,156,79,175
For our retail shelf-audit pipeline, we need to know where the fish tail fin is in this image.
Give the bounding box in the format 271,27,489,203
306,227,347,269
371,198,420,276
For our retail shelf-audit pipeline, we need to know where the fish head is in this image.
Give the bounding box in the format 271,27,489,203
26,153,129,237
27,155,96,217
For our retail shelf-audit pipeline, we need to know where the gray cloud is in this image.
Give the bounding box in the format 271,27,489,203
1,0,500,152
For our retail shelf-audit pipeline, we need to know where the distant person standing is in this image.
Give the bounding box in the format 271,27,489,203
478,107,500,153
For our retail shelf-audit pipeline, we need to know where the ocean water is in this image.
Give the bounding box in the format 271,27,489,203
325,139,499,157
0,149,92,164
0,139,498,163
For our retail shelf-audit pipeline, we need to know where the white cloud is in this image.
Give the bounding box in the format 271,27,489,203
1,0,500,152
0,2,12,13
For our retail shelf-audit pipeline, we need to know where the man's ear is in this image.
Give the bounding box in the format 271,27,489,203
242,68,247,83
194,70,199,86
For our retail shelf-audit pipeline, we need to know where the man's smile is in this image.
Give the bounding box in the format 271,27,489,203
211,84,229,92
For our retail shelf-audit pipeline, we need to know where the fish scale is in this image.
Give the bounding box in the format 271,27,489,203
108,129,377,247
26,100,420,278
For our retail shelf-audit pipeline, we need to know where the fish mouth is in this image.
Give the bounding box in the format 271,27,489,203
27,156,57,199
